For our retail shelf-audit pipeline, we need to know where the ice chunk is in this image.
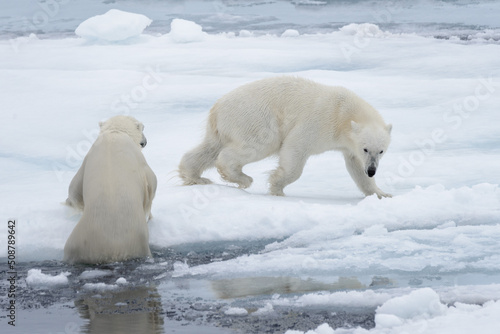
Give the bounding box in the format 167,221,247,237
75,9,152,42
376,288,445,322
26,269,70,288
225,307,248,316
281,29,300,37
253,303,274,315
168,19,207,43
79,269,113,280
339,23,390,38
116,277,127,285
310,323,334,334
172,261,190,277
285,323,334,334
292,290,392,308
82,282,118,291
239,30,253,37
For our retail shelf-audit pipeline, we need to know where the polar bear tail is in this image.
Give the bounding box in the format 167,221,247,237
178,119,222,186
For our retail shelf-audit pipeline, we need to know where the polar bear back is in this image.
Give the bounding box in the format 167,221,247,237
64,131,154,264
210,76,386,152
82,133,149,208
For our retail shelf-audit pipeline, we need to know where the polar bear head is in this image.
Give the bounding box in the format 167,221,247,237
351,121,392,177
99,115,147,148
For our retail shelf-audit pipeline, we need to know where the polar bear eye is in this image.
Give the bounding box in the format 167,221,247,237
379,150,384,154
363,148,368,153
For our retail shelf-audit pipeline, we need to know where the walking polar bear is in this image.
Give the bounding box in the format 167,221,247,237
64,116,157,264
179,76,392,198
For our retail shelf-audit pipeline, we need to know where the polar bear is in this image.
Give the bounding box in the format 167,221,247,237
179,77,392,198
64,115,157,264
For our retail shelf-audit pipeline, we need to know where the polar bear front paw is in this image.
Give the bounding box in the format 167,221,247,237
375,190,392,199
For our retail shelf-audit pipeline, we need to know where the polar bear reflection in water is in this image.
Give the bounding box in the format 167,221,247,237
64,116,157,264
179,76,392,198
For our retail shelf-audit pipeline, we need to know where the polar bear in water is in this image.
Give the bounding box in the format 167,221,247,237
64,116,157,264
179,76,392,198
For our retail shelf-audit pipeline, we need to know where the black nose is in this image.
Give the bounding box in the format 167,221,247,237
140,140,147,148
367,167,376,177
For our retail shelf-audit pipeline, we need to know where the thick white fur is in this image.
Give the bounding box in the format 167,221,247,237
64,116,157,264
179,76,392,198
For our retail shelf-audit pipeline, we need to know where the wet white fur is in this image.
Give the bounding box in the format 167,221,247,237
64,116,157,264
179,76,392,198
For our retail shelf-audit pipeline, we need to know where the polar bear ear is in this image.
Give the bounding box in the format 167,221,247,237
386,124,392,134
351,121,362,133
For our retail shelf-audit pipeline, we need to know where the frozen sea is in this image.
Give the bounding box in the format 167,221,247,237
1,0,500,333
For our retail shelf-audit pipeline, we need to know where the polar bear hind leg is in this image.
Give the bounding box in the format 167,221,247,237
179,133,222,185
215,145,257,189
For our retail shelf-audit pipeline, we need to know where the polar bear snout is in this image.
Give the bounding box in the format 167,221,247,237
140,134,147,148
367,166,376,177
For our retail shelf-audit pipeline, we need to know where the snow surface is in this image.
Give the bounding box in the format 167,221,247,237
75,9,152,42
285,288,500,334
2,2,500,332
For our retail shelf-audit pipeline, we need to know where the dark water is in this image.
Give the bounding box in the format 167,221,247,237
3,238,495,333
0,240,376,333
1,0,499,42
